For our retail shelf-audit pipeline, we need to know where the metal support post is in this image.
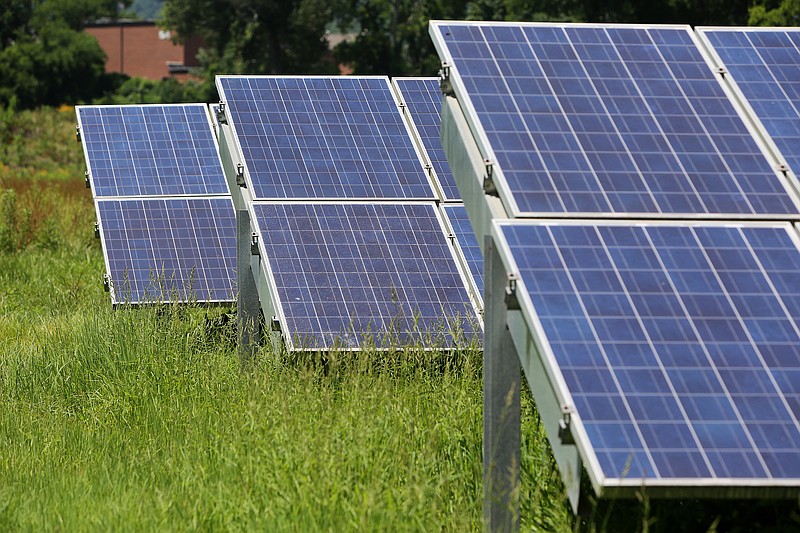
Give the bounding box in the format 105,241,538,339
484,235,521,533
237,208,260,364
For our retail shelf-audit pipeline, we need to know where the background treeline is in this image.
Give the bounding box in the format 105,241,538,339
0,0,798,109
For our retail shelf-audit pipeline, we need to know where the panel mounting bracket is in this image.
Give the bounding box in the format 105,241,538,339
75,124,81,143
716,66,727,78
447,232,455,245
216,102,228,125
271,315,281,332
439,62,455,97
236,163,246,188
778,163,789,176
558,404,575,445
505,272,520,311
250,232,259,256
85,171,91,189
103,274,110,293
483,159,498,197
94,222,100,239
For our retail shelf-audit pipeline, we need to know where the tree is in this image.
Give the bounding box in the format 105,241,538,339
465,0,749,26
334,0,469,77
0,0,122,108
161,0,337,78
749,0,800,25
466,0,579,22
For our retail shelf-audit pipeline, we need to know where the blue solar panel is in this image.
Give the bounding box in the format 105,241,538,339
496,220,800,483
251,202,479,350
97,197,236,305
216,76,436,201
443,204,484,297
430,22,800,217
394,78,461,200
700,28,800,185
77,104,229,197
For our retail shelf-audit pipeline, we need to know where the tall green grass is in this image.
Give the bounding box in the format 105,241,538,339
0,107,797,531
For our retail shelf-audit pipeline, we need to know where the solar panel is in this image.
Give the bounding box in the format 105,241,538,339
698,28,800,189
393,77,461,201
77,104,229,197
495,220,800,490
430,22,800,218
250,202,480,350
96,197,236,305
443,204,484,298
216,76,437,201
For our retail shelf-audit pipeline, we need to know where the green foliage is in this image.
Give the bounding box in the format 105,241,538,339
95,76,210,105
466,0,581,22
334,0,469,77
0,106,92,254
0,105,86,180
0,1,124,108
161,0,338,77
749,0,800,25
0,23,107,109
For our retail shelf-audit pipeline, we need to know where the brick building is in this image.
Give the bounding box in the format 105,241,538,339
85,20,202,80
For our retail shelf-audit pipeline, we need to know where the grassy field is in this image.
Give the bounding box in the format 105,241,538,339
0,107,798,531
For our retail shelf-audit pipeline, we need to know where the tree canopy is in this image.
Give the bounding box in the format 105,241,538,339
749,0,800,25
0,0,124,109
161,0,337,76
161,0,754,85
0,0,791,108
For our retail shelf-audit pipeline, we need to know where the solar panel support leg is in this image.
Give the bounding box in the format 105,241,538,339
484,235,520,533
237,208,260,364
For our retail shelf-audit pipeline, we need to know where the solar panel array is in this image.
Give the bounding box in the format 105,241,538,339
78,104,229,197
430,23,800,218
97,197,236,305
251,202,478,350
698,28,800,190
77,104,235,305
393,78,462,201
216,75,481,350
217,76,436,201
431,20,800,501
496,221,800,482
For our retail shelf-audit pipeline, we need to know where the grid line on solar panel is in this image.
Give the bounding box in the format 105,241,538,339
698,27,800,197
494,220,800,484
393,77,461,201
96,197,236,305
77,104,229,198
442,204,484,297
429,21,800,218
250,201,480,351
216,76,437,201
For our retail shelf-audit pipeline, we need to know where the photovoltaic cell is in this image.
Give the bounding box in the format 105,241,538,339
394,78,461,200
97,197,236,305
77,104,229,197
217,76,436,201
251,202,479,350
496,220,800,484
443,204,484,296
700,28,800,182
430,22,800,217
